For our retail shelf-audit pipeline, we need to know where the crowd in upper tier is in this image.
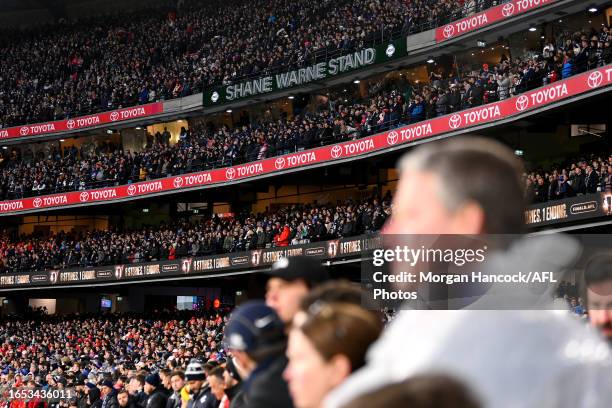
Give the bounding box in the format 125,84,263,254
0,22,609,201
0,0,483,129
0,192,392,273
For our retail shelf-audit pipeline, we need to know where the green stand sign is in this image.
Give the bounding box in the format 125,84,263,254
203,38,407,107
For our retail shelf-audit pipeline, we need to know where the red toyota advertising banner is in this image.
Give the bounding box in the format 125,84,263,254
0,102,164,141
435,0,556,43
0,66,610,215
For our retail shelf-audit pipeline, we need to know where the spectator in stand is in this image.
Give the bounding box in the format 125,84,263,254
585,164,600,193
224,302,294,408
584,254,612,343
283,302,383,408
339,375,481,408
101,379,119,408
265,256,329,325
325,136,612,408
223,358,244,408
166,371,185,408
144,373,168,408
207,367,227,408
117,389,137,408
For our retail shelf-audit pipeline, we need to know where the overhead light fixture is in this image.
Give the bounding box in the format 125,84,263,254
135,126,142,130
540,35,545,39
288,96,295,99
226,109,233,113
142,208,149,213
353,79,360,84
1,146,7,150
177,119,184,123
426,56,434,63
343,89,347,92
59,139,65,142
588,7,597,12
477,40,486,48
514,149,524,156
106,129,113,134
528,26,537,32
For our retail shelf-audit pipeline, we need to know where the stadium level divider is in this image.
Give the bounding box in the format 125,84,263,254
0,235,382,290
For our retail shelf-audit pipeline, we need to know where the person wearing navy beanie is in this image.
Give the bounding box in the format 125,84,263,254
144,373,168,408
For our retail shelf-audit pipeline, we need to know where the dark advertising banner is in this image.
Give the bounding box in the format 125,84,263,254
0,235,383,290
524,192,612,227
202,39,407,106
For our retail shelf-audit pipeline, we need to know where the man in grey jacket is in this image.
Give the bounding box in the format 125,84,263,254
324,137,612,408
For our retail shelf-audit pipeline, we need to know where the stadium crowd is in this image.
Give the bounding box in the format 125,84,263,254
0,308,230,408
524,150,612,202
0,0,483,129
1,22,609,200
0,193,391,274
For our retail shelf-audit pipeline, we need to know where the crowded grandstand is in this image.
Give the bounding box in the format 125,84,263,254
1,0,612,407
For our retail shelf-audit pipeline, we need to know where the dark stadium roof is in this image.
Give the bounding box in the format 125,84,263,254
0,0,63,12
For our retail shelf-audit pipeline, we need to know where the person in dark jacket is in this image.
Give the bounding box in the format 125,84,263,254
570,166,586,194
144,373,168,408
166,371,185,408
585,165,600,194
88,387,103,408
225,358,245,408
117,389,139,408
224,301,294,408
184,360,216,408
100,380,119,408
75,377,89,408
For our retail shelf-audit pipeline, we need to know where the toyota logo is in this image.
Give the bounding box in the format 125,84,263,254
386,131,399,145
173,177,184,188
443,25,454,39
587,71,603,89
79,192,89,202
331,145,343,159
127,185,137,196
448,114,462,129
226,168,236,180
67,119,76,129
501,3,515,17
110,112,119,121
274,157,286,170
33,198,42,208
386,44,396,58
515,95,529,111
211,91,220,103
20,127,29,136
